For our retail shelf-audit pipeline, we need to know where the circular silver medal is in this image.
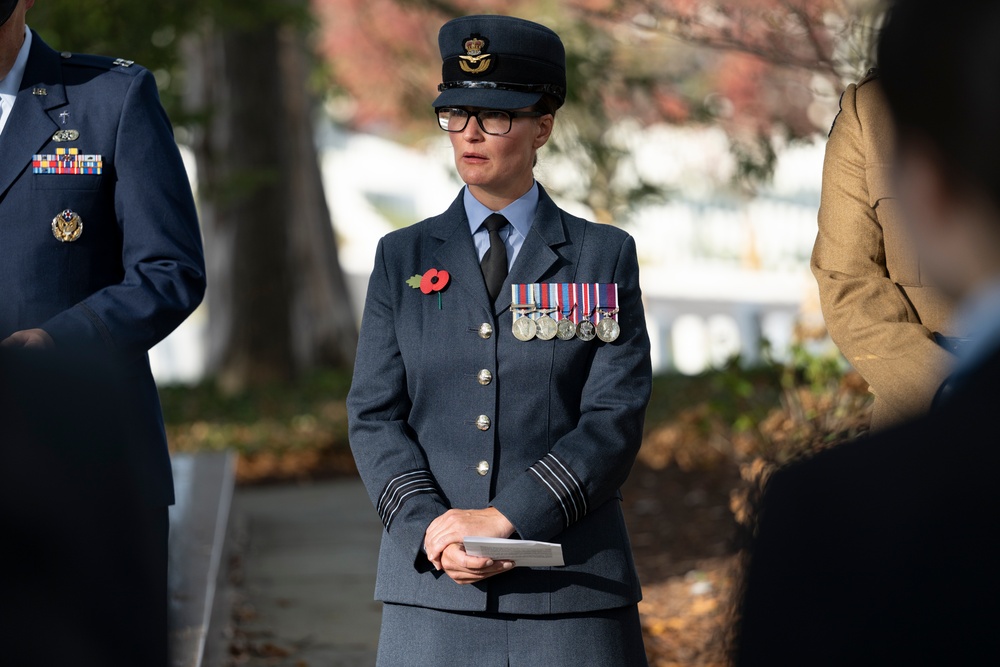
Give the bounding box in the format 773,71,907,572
556,318,576,340
512,315,538,341
536,314,558,341
597,316,621,343
577,319,597,342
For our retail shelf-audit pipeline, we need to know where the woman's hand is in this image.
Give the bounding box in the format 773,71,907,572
438,542,514,585
424,507,516,571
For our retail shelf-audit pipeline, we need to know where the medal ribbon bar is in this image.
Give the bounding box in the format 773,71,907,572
510,283,619,341
566,283,577,323
599,283,619,322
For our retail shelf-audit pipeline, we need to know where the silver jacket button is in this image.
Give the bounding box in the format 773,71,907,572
476,461,490,476
479,323,494,339
476,415,491,431
477,369,493,386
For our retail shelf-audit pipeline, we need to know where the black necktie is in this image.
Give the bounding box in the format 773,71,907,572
480,213,509,302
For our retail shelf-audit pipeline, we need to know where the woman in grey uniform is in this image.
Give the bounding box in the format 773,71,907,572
347,14,652,666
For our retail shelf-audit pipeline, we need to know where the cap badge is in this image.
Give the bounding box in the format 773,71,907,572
52,209,83,243
459,34,493,76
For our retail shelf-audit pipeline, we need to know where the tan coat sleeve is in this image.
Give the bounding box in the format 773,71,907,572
811,81,953,423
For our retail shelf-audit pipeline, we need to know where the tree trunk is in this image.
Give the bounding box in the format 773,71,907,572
184,17,357,392
276,25,359,372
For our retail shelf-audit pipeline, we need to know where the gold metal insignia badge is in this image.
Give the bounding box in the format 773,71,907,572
459,35,493,75
52,209,83,243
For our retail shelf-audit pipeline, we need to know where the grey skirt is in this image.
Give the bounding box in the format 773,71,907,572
376,602,648,667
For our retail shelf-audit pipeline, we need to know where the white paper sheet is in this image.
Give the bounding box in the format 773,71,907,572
463,536,565,567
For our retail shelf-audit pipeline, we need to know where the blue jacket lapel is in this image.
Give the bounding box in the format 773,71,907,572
501,185,566,307
431,193,494,317
0,32,68,199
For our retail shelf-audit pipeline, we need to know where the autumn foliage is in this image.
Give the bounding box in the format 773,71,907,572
310,0,877,147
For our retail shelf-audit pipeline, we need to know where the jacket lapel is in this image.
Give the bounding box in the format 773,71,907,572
431,193,494,317
500,186,566,310
0,32,68,200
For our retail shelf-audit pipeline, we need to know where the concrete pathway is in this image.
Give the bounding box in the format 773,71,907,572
233,480,383,666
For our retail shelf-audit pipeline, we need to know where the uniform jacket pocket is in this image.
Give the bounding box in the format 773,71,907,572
33,174,103,191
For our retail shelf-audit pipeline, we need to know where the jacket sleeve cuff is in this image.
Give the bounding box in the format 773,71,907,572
41,303,114,351
490,453,588,541
377,470,449,573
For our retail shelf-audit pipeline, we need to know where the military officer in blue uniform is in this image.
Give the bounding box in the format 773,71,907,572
348,15,652,666
0,1,205,664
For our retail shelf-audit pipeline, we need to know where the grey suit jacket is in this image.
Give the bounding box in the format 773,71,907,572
347,185,652,615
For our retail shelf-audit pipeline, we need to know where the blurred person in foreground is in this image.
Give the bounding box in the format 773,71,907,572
348,14,651,666
0,0,205,664
737,1,1000,664
0,350,157,667
812,66,960,430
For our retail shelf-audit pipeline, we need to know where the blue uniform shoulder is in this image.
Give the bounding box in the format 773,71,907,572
570,211,632,250
381,217,434,249
58,51,146,77
378,202,633,255
380,205,458,248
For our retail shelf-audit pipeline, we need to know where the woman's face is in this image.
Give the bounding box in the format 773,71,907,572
449,106,553,200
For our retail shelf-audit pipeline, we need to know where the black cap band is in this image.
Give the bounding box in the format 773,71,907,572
436,80,566,100
441,52,565,105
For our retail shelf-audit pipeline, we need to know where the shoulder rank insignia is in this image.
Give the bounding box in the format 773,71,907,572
459,34,494,76
112,58,135,68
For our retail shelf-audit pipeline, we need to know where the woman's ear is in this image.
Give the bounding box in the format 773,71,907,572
533,114,554,150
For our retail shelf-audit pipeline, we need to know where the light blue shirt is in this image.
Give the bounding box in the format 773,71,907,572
0,26,32,137
465,182,539,271
951,279,1000,381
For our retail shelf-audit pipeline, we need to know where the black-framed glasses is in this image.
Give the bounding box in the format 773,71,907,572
436,108,545,136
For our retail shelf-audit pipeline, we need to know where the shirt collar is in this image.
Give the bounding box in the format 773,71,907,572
0,26,32,99
464,181,539,240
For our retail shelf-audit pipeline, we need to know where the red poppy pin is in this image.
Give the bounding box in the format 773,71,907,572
407,268,450,309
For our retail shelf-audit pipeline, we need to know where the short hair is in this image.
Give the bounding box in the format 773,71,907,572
533,93,561,117
878,0,1000,211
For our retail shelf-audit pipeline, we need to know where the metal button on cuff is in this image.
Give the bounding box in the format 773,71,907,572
479,323,494,339
476,461,490,476
476,415,491,431
477,369,493,386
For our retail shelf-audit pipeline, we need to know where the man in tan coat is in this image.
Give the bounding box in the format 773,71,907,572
812,69,959,430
